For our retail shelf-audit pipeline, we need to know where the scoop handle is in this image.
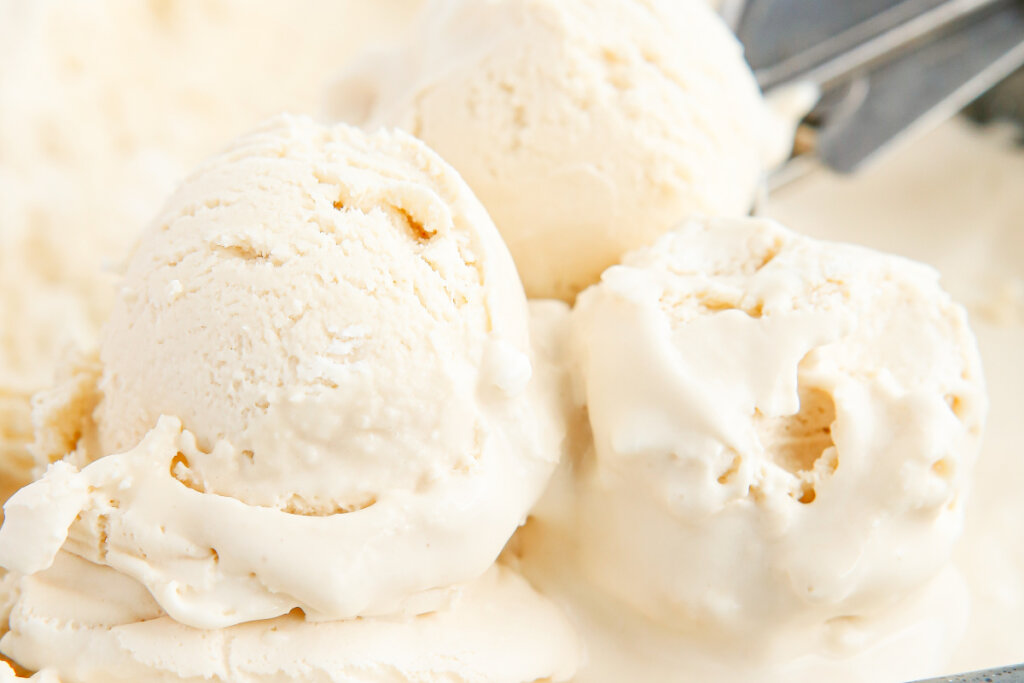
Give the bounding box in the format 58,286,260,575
733,0,1005,90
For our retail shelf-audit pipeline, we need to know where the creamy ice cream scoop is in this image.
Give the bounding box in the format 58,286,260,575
328,0,788,301
564,216,986,641
0,115,565,631
96,113,538,517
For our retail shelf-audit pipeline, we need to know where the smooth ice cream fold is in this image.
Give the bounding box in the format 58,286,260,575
0,462,89,576
2,415,552,628
583,271,846,468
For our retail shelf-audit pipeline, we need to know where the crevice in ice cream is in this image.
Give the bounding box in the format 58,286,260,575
754,382,838,504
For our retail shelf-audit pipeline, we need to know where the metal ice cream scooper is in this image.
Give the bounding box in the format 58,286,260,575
728,0,1024,173
910,663,1024,681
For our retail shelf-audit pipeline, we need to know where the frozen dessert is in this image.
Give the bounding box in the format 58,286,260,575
572,216,984,630
513,216,986,681
0,0,422,505
329,0,788,301
0,115,579,681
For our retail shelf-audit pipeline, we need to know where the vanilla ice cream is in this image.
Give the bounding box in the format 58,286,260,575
329,0,787,301
519,216,986,678
0,115,569,649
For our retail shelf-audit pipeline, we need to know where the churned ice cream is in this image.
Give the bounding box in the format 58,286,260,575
0,115,580,681
329,0,787,301
513,215,987,680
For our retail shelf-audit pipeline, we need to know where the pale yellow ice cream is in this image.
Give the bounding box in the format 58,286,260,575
0,115,573,675
329,0,787,301
516,215,986,680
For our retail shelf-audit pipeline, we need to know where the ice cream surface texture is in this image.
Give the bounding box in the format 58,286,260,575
0,115,566,636
329,0,786,301
544,216,984,648
0,553,577,683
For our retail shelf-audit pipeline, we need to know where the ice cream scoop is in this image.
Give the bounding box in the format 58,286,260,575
564,216,985,642
0,115,565,631
328,0,788,301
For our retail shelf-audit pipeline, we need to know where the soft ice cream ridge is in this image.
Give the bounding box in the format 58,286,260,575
0,115,566,634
